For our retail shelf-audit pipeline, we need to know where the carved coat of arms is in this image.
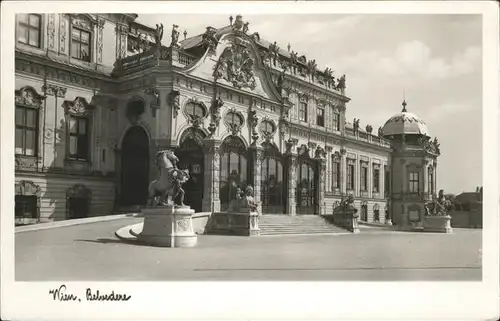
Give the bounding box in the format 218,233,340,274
214,43,256,90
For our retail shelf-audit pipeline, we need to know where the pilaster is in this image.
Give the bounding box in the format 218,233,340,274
248,146,263,213
340,151,347,195
285,153,298,216
202,139,221,213
316,157,327,215
380,164,385,199
423,161,429,195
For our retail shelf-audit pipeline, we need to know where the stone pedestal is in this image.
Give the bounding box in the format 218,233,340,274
139,205,198,247
424,215,453,233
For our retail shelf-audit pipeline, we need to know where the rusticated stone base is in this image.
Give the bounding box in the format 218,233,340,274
139,205,198,247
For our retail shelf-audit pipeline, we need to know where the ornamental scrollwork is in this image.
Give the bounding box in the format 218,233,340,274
213,42,256,90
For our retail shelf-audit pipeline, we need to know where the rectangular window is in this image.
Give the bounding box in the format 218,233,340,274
15,106,38,156
299,102,307,122
347,164,355,190
71,27,91,62
69,116,89,161
316,107,325,127
360,165,368,191
332,160,340,189
15,195,38,219
333,113,340,131
17,14,41,48
409,172,419,193
373,168,380,193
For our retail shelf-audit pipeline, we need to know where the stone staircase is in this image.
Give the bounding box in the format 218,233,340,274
258,214,350,235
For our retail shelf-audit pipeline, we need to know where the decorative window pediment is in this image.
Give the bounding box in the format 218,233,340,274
63,97,93,116
15,86,44,108
69,14,97,31
224,109,244,136
15,180,41,196
298,93,309,102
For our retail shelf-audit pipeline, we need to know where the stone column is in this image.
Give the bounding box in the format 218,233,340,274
423,161,429,197
248,146,263,214
340,151,347,195
380,165,385,199
202,139,221,213
285,153,298,216
433,162,438,198
355,157,360,197
367,160,373,199
316,157,327,215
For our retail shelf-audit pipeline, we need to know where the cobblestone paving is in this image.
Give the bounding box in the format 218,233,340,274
15,218,482,281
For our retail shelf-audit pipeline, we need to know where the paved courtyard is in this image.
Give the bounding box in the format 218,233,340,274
16,218,482,281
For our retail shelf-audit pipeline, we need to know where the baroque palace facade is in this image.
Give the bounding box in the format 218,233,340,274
14,13,441,227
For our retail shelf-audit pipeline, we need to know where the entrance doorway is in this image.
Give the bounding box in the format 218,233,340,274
219,136,248,212
120,126,149,206
260,143,285,214
176,128,205,213
296,158,317,214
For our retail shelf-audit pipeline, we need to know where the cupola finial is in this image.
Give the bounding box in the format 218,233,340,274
402,100,407,112
401,87,407,112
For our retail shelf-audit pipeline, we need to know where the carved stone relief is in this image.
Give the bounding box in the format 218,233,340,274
48,14,56,50
213,42,256,90
59,14,68,53
42,84,67,98
97,19,105,63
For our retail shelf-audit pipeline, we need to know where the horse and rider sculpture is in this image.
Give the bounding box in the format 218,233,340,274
147,149,190,207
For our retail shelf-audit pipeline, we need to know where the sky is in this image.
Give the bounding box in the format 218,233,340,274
138,14,483,195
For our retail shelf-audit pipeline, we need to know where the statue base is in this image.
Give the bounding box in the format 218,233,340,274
139,205,198,247
424,215,453,233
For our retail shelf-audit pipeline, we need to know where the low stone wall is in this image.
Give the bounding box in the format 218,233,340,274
192,212,211,234
206,212,260,236
325,209,359,233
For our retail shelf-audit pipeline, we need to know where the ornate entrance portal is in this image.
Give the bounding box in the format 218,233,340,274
120,126,149,206
176,128,205,213
219,136,248,212
296,157,317,214
261,143,285,214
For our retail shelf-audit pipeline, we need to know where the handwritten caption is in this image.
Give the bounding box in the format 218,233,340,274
49,285,131,302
